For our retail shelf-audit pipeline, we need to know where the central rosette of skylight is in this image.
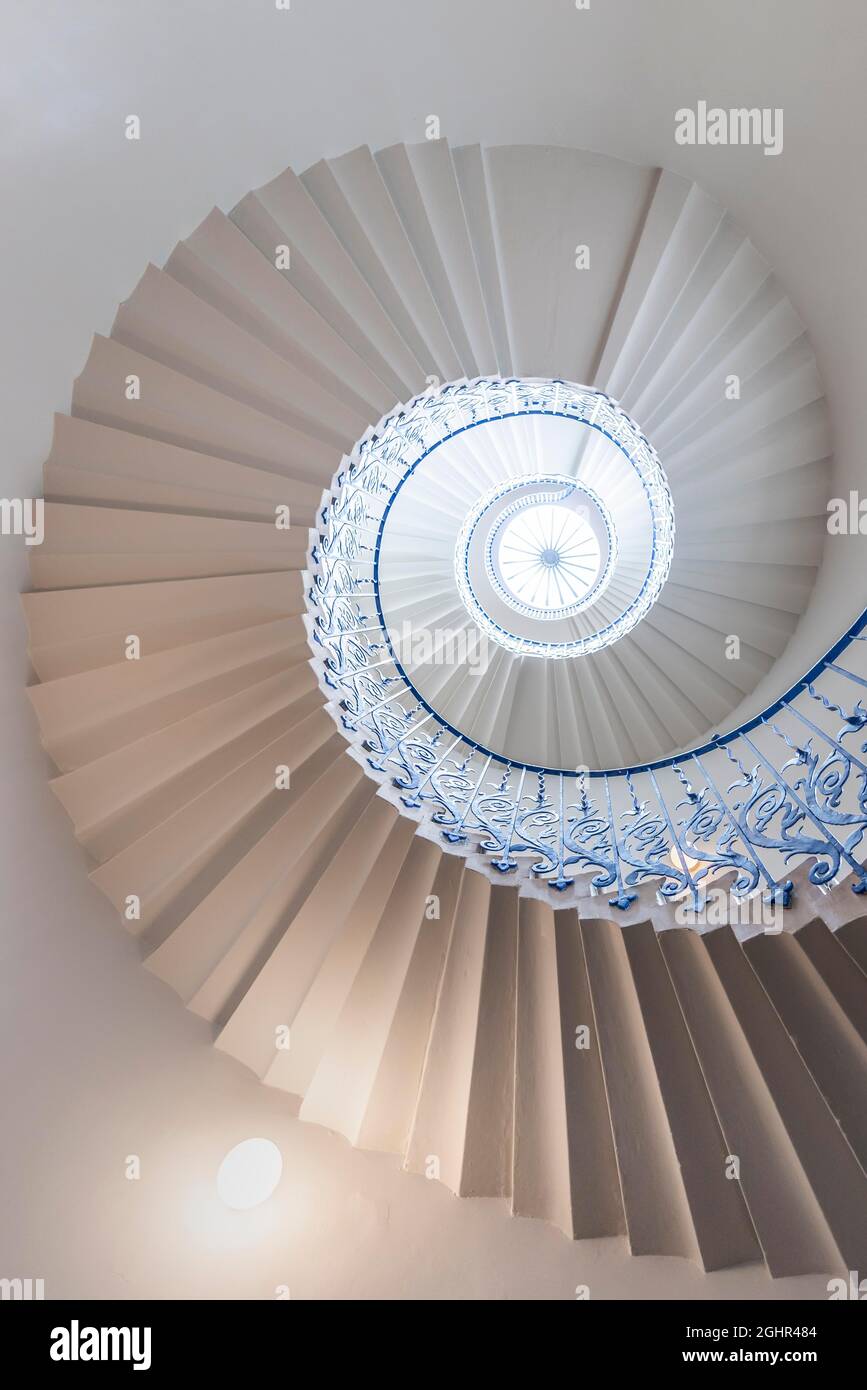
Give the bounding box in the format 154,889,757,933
495,503,602,615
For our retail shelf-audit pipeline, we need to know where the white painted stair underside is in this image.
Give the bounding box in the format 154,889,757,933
22,141,865,1277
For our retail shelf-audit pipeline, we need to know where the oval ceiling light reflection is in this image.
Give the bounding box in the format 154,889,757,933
217,1137,283,1210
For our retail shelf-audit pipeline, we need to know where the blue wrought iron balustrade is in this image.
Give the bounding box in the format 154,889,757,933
306,378,867,912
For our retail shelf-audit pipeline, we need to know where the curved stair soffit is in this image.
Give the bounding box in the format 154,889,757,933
22,140,867,1279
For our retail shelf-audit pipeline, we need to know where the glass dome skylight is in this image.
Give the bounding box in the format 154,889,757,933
498,503,599,612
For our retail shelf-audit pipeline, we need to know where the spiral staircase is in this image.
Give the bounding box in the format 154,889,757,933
22,140,867,1278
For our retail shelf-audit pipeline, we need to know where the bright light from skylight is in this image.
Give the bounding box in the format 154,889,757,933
496,503,601,614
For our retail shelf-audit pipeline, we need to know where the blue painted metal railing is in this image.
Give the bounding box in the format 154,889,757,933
310,566,867,914
306,381,867,913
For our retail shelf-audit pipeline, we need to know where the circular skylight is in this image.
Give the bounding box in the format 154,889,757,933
491,498,603,618
499,503,600,612
452,440,670,659
468,473,617,628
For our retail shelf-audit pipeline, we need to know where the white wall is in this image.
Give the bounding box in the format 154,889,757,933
1,0,863,1298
